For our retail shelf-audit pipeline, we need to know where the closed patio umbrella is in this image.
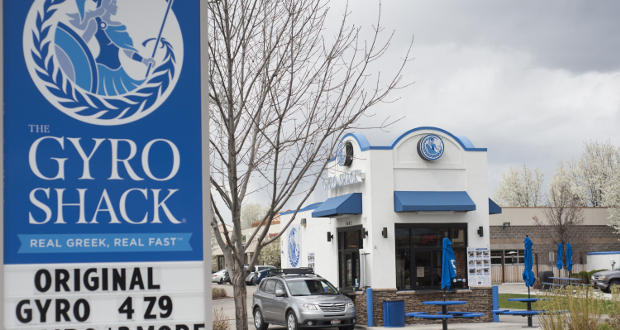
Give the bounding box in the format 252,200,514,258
557,242,564,277
441,238,457,301
522,237,536,299
567,243,573,274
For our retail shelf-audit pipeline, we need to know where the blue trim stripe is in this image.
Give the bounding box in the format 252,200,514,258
312,193,362,218
394,191,476,212
587,251,620,255
280,202,323,215
341,127,487,152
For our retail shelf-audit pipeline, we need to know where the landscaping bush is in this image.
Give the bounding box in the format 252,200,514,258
213,308,230,330
212,287,228,299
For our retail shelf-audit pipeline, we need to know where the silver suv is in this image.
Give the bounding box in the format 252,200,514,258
252,268,356,330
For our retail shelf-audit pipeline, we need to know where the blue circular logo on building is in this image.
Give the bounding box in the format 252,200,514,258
23,0,184,126
288,227,300,267
417,134,444,161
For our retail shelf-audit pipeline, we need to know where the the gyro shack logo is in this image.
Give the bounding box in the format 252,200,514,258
23,0,183,126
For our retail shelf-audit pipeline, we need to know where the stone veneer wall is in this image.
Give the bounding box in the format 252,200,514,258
349,287,493,326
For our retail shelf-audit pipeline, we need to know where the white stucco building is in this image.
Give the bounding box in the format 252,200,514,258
281,127,497,292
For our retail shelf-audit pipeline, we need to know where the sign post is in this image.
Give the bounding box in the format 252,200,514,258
3,0,209,328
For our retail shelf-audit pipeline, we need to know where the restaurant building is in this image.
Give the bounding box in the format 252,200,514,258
280,127,499,325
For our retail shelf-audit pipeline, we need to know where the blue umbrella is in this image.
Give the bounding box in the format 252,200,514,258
441,238,457,301
557,242,564,276
522,237,536,298
566,243,573,273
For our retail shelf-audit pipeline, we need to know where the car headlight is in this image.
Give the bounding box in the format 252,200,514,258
346,302,354,308
600,276,606,281
591,276,595,281
301,303,318,310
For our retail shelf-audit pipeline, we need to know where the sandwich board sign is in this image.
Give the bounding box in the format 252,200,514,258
2,0,209,328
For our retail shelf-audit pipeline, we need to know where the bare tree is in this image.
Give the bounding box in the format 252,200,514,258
207,1,412,329
494,164,546,207
534,165,588,267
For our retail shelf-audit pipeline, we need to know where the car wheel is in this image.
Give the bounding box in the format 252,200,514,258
253,307,269,330
286,311,298,330
219,278,223,285
338,326,355,330
607,280,620,293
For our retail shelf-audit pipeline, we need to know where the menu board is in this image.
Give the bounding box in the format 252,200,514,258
467,247,491,286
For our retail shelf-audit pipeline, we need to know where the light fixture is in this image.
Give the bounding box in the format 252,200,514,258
477,226,484,237
327,232,333,242
502,222,510,229
382,227,388,238
300,218,306,227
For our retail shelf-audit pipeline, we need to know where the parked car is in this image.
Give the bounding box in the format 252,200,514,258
252,268,356,330
212,270,227,285
591,269,620,293
246,265,276,285
223,270,231,284
253,268,277,286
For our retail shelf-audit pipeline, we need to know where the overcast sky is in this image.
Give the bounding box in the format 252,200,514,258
306,0,620,202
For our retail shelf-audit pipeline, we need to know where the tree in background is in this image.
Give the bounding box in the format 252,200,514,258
534,165,588,266
258,237,281,267
605,171,620,234
241,203,269,229
207,1,412,328
494,164,546,207
567,140,620,207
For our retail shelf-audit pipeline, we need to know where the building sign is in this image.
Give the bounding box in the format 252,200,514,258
467,247,491,286
417,134,445,161
308,253,315,270
336,141,354,167
3,0,206,328
322,170,363,190
287,226,301,267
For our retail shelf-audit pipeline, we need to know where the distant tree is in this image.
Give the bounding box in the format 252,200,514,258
240,203,269,229
258,237,281,267
494,164,546,207
604,170,620,235
567,140,620,207
534,165,588,266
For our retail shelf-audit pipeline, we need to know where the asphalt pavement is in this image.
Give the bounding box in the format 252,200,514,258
212,282,550,329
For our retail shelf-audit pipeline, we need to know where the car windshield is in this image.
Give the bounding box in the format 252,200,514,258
287,279,338,296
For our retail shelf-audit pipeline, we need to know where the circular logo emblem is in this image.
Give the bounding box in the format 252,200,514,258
23,0,184,126
417,134,444,161
288,227,300,267
336,141,354,167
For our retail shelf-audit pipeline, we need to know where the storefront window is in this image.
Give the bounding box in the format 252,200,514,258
395,224,467,291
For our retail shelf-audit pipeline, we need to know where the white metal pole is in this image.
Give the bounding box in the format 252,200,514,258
200,0,212,327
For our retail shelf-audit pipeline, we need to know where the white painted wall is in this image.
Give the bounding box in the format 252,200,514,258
285,127,492,291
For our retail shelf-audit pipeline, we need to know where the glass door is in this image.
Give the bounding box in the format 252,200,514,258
338,226,363,291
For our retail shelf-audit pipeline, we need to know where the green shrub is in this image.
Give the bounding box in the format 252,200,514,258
538,285,606,330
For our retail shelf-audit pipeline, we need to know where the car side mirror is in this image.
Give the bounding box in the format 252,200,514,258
275,289,285,297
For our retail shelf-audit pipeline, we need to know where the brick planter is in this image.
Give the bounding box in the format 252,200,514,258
351,287,493,326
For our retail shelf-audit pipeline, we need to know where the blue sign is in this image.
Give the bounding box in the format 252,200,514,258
417,134,445,161
4,0,203,265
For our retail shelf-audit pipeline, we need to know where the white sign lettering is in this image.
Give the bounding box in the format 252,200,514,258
322,170,363,190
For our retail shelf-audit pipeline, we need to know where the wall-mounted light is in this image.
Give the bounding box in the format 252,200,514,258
327,232,333,242
364,230,368,238
502,222,510,229
382,227,388,238
477,226,484,237
300,218,306,227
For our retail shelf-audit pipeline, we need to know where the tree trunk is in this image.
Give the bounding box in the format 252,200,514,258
233,275,248,330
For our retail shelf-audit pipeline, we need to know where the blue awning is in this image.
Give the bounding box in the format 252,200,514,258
312,193,362,218
489,199,502,214
394,191,476,212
